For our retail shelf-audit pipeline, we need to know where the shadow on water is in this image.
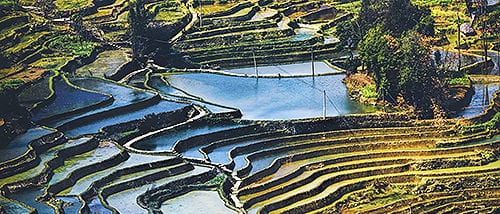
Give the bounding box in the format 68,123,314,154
455,83,500,119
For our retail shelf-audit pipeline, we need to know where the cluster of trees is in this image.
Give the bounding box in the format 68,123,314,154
128,0,149,61
337,0,451,117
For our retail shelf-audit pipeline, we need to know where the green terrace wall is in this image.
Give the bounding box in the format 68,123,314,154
57,94,161,132
202,1,254,19
1,137,96,196
0,132,65,180
42,144,129,199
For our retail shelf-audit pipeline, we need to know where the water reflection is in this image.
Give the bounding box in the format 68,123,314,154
165,73,378,120
455,83,500,118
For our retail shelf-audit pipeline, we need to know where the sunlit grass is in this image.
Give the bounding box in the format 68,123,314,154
55,0,90,10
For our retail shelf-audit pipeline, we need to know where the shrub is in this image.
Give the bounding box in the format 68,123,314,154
461,112,500,133
361,85,378,99
447,76,470,85
0,79,24,93
48,35,97,57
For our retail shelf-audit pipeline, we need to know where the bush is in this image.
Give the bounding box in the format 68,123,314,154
48,35,97,57
448,77,470,85
361,85,378,99
0,79,24,94
461,112,500,133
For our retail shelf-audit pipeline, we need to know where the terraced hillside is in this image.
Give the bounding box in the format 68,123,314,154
173,0,350,69
1,0,500,213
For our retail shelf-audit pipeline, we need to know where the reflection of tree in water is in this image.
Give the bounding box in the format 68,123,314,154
433,49,482,72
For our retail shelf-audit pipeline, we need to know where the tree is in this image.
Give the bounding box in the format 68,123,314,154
358,27,399,102
128,0,148,61
335,20,362,48
398,30,438,113
358,0,434,37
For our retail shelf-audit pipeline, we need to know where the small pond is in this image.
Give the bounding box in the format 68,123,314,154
148,75,237,114
106,166,210,214
63,153,172,195
433,50,483,71
251,8,278,21
31,78,110,122
9,188,53,214
0,196,31,213
87,197,112,214
46,78,154,128
292,28,315,41
63,100,186,138
223,61,341,77
57,197,82,214
75,49,131,77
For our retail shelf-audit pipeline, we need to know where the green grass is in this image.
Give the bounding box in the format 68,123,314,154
361,85,378,99
329,0,362,14
53,150,94,174
206,174,225,186
461,112,500,134
55,0,90,10
196,2,238,15
48,35,97,57
31,56,72,70
0,78,24,93
4,32,47,54
155,9,185,23
448,76,470,85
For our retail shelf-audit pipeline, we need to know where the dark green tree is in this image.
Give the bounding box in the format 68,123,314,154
358,27,400,101
358,0,434,37
335,20,362,48
128,0,148,61
398,30,438,112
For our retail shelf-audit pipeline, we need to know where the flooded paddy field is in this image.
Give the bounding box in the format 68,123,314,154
1,0,500,213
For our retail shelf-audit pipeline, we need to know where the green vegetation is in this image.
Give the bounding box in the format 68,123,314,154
0,79,24,93
155,10,185,23
206,174,226,186
0,0,499,214
360,85,377,99
448,76,471,85
462,112,500,133
48,35,96,57
54,0,89,10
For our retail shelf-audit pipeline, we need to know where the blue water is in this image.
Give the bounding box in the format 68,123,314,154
225,62,341,77
63,100,187,138
32,78,110,122
292,28,315,41
148,75,238,114
0,127,54,162
133,123,242,152
57,197,82,214
165,73,377,120
46,78,154,128
455,83,500,118
9,188,54,214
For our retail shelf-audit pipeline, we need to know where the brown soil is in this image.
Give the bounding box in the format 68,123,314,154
469,74,500,83
2,67,48,83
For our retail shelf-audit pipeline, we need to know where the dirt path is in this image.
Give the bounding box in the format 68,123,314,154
170,0,199,43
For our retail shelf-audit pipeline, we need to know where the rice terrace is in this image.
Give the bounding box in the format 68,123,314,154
0,0,500,213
